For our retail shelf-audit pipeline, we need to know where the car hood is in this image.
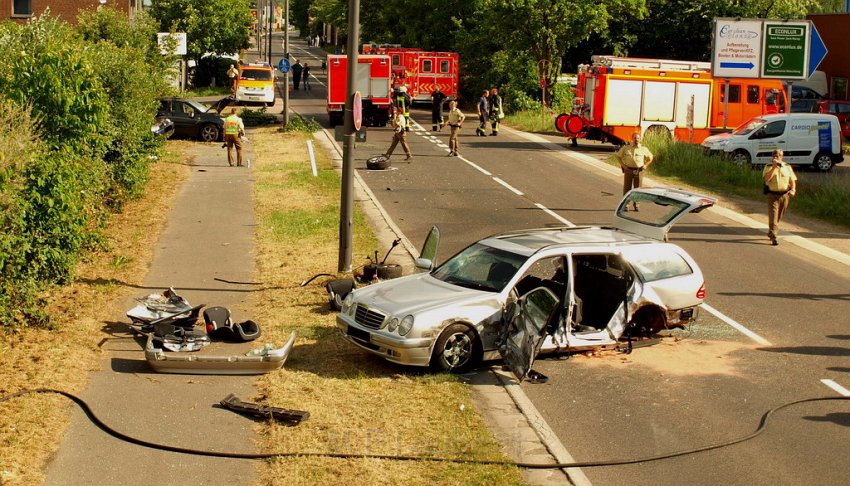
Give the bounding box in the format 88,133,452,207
351,273,494,316
702,132,731,146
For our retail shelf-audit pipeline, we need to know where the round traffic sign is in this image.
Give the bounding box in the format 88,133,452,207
277,58,291,73
353,91,363,131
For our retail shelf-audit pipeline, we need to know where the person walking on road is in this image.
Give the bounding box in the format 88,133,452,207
615,132,653,211
395,86,412,131
224,108,245,167
476,90,489,136
227,64,239,93
430,87,447,131
445,100,465,156
488,88,503,136
302,62,311,90
291,59,303,90
763,149,797,246
384,105,413,160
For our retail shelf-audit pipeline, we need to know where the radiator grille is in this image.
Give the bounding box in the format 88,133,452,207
354,305,386,329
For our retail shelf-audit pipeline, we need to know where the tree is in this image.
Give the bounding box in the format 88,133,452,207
148,0,253,61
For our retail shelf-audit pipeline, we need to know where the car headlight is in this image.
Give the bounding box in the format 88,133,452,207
398,315,414,336
715,140,729,148
341,294,354,315
387,317,399,332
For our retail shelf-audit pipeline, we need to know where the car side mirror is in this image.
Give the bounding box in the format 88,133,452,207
414,258,432,272
189,111,196,118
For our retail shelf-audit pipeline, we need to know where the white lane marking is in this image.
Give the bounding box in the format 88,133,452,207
701,303,771,346
535,203,575,227
821,379,850,396
493,177,524,196
459,156,492,175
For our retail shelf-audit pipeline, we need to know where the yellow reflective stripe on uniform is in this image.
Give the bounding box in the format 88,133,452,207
224,117,240,135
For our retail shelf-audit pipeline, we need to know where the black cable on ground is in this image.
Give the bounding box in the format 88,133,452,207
2,389,848,468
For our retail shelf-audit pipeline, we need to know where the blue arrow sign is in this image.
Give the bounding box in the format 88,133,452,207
808,23,828,77
719,62,755,69
277,58,291,73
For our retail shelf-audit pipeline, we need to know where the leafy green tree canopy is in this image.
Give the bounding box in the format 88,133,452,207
148,0,254,60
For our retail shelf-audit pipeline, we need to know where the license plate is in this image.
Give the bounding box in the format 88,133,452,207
347,325,371,343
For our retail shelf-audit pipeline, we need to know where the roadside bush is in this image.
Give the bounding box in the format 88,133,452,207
240,107,278,126
281,115,321,133
192,56,237,88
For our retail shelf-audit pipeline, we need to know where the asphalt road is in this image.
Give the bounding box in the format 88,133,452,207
272,35,850,486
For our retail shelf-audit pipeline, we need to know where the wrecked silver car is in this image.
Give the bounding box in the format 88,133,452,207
336,188,715,379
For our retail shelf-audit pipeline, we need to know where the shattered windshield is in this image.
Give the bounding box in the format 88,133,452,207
432,243,527,292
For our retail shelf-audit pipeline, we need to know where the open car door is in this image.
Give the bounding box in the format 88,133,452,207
415,225,440,272
613,188,716,241
498,287,560,382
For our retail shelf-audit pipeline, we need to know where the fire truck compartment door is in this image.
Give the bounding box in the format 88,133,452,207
604,79,642,125
676,83,710,128
643,81,675,122
354,63,371,97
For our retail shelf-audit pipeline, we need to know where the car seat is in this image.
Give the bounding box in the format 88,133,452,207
203,306,262,342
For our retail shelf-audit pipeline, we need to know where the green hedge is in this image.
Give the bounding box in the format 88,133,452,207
0,11,171,330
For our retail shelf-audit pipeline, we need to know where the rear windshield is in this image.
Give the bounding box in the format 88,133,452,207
627,247,693,282
240,69,271,81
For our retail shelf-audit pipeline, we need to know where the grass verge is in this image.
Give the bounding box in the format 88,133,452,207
0,144,191,485
247,127,526,485
641,133,850,229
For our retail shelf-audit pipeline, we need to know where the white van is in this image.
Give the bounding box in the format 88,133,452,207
702,113,844,171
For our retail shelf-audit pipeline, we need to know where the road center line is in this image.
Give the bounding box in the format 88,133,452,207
459,157,492,176
701,303,771,345
492,177,524,196
821,379,850,396
535,203,575,227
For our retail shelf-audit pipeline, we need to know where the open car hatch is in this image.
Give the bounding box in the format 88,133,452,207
613,188,716,241
498,287,560,382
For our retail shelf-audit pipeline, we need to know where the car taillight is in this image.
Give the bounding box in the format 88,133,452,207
696,282,706,300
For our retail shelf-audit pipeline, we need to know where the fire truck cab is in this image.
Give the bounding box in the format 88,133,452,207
557,56,786,146
363,44,460,105
326,54,393,127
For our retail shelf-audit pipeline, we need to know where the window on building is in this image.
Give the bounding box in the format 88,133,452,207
440,60,449,73
747,86,760,104
13,0,32,16
422,60,433,73
720,84,741,103
831,77,848,101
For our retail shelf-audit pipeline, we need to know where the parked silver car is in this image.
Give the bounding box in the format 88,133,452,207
337,188,716,380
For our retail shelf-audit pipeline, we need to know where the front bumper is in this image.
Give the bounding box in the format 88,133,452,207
236,89,274,103
336,314,433,367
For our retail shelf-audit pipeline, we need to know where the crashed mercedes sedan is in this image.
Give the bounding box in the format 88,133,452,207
336,188,715,380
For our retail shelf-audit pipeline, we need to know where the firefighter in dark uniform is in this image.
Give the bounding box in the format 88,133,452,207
430,86,447,131
488,88,503,136
476,90,489,136
395,86,412,131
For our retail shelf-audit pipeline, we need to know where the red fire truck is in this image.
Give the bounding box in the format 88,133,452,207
362,44,460,104
556,56,787,145
326,54,393,127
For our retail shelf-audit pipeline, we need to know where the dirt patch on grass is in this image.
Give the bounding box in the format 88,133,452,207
0,144,191,485
247,127,526,485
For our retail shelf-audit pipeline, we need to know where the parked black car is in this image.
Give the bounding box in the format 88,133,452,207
157,98,224,142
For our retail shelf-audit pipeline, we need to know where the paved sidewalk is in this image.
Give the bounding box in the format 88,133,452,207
45,142,260,485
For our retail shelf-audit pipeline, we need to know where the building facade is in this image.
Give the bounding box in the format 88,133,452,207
1,0,149,24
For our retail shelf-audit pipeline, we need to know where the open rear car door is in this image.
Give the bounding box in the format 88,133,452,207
498,287,561,382
613,188,716,241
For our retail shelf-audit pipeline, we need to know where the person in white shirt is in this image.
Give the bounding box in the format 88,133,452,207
444,100,465,156
384,106,413,160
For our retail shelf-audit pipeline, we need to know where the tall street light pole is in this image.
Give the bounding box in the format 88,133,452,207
338,0,360,272
283,0,290,125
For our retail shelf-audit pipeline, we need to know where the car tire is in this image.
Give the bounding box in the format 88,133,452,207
200,124,220,143
813,151,834,172
376,263,402,280
430,323,481,373
730,149,751,166
366,155,391,170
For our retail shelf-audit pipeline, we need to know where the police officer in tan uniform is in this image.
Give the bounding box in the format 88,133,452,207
616,132,653,211
762,149,797,246
444,100,465,156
